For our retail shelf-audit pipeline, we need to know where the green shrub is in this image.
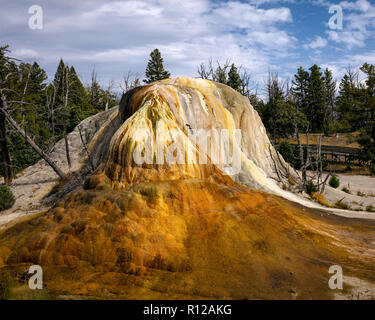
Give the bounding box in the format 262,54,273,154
306,180,318,196
335,200,350,210
278,141,297,167
342,186,351,194
366,205,375,213
326,120,351,134
0,272,12,300
0,185,15,211
329,175,340,189
277,141,304,169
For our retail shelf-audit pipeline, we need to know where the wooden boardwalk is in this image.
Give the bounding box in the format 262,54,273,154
277,143,365,165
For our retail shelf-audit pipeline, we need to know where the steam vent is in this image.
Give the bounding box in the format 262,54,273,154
1,78,375,299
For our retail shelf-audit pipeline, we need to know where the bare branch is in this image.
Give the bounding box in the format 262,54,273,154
78,125,95,172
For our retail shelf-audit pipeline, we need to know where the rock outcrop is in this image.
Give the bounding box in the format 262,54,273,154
104,77,293,191
0,78,375,300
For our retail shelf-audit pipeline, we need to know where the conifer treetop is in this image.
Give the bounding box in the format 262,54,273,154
144,48,171,84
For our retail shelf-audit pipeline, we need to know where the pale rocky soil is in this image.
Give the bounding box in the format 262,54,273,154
323,173,375,211
292,171,375,217
334,276,375,300
264,171,375,220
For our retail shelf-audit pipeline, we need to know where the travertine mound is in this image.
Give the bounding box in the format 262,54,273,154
104,78,293,191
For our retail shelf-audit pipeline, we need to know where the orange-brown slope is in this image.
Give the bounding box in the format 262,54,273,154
1,173,375,299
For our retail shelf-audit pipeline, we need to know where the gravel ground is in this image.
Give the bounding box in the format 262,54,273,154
321,172,375,212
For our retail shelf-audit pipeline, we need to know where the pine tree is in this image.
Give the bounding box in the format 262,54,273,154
359,63,375,133
144,49,171,84
53,59,65,108
263,72,296,138
214,65,227,84
67,66,90,132
0,47,67,181
291,67,311,187
292,67,309,116
69,66,86,106
8,62,49,171
323,68,336,125
0,46,13,185
227,64,242,92
52,60,67,140
307,64,326,132
336,73,359,131
357,63,375,168
0,49,50,184
53,60,94,136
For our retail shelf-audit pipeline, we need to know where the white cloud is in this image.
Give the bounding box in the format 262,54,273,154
319,49,375,90
96,1,163,17
248,29,296,49
304,36,328,50
211,1,292,29
326,0,375,48
12,49,40,60
340,0,373,12
343,50,375,66
28,0,296,85
3,0,375,94
327,30,366,48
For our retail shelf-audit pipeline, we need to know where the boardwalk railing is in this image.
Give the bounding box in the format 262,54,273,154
275,142,367,166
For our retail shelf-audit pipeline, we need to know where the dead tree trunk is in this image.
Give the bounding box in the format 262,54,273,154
320,172,331,194
0,108,13,185
316,135,322,191
20,68,30,128
302,131,312,186
316,135,331,194
91,67,97,109
0,98,67,180
46,84,56,141
64,132,71,168
62,67,71,168
78,125,95,172
295,124,306,189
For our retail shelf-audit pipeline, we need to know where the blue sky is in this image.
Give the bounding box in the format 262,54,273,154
1,0,375,90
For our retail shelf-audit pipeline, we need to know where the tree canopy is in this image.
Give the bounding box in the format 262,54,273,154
144,49,171,84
